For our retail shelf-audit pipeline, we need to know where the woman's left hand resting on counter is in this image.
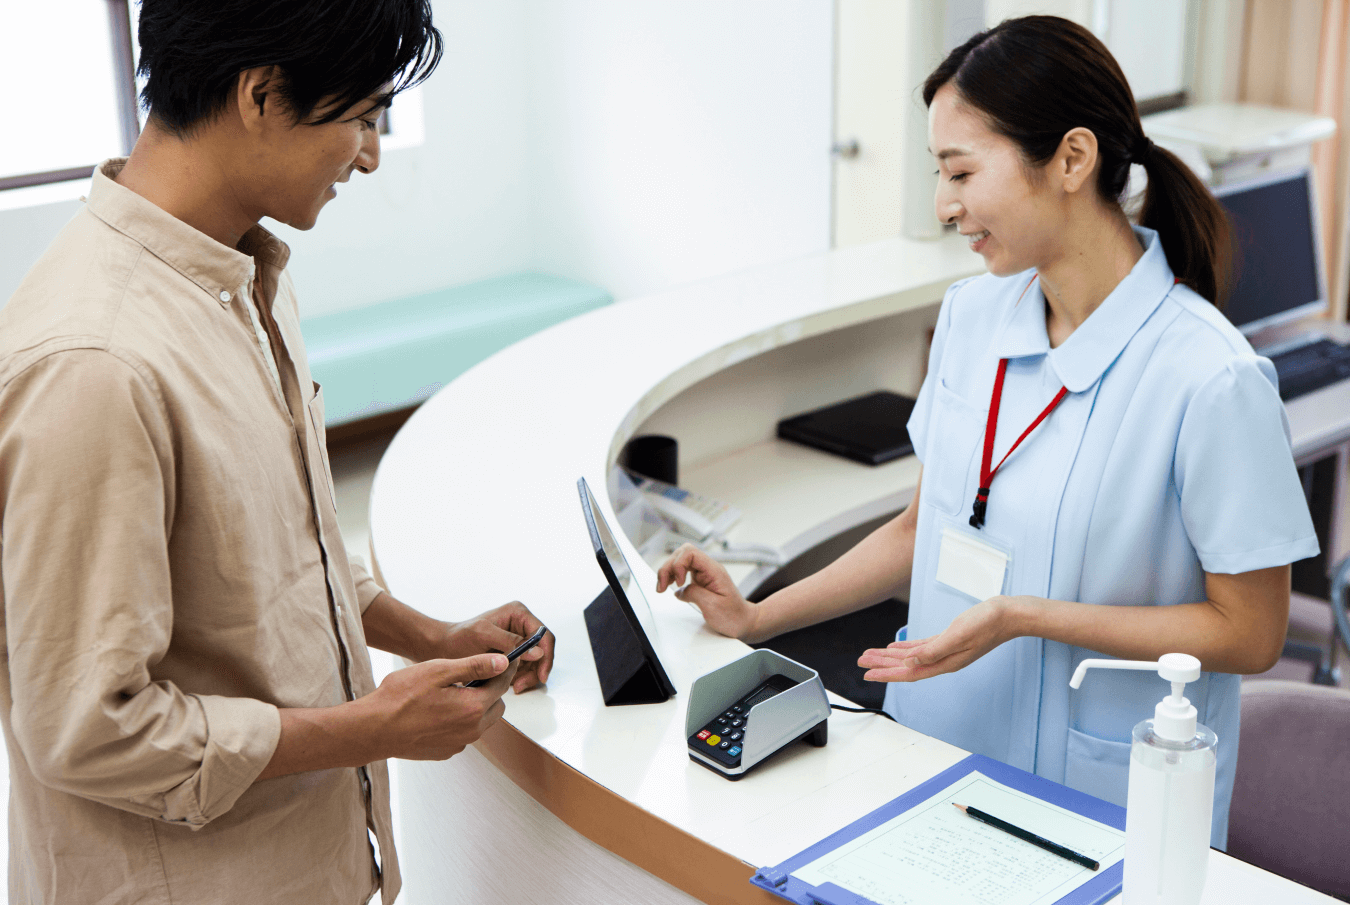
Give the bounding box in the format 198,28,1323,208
858,564,1292,682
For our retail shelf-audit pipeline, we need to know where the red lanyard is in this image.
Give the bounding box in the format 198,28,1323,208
970,358,1068,529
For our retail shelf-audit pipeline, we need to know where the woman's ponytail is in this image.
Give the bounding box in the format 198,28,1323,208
1135,144,1233,308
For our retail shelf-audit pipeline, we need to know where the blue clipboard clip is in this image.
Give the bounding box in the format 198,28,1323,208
752,867,790,888
807,882,877,905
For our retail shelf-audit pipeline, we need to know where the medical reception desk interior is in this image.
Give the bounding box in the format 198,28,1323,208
367,229,1349,905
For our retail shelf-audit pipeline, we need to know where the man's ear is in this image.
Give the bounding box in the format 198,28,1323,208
235,66,281,135
1055,127,1099,195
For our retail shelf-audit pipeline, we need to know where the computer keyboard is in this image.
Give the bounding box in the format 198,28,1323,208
1269,339,1350,401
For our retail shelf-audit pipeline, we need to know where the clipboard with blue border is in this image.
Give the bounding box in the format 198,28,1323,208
749,753,1125,905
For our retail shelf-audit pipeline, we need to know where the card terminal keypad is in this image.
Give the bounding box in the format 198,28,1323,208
688,675,798,768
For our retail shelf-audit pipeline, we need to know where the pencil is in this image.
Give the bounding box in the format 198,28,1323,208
953,803,1100,871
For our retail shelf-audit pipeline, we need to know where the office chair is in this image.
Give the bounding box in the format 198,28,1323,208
1279,554,1349,685
1227,679,1350,899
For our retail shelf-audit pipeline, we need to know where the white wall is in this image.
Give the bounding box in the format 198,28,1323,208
525,0,833,301
983,0,1195,105
0,197,83,310
270,0,536,317
984,0,1094,26
1,0,834,315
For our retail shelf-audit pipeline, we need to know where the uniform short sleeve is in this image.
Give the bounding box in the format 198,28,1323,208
1175,355,1319,574
907,277,972,464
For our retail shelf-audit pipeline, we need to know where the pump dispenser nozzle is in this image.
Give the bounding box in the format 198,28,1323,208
1070,653,1201,742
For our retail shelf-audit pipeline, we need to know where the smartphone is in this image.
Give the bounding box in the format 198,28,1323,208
464,625,548,687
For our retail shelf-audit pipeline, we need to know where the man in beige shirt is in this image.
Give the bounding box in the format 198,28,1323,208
0,2,553,903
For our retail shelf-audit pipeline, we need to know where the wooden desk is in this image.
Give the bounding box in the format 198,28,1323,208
369,232,1339,904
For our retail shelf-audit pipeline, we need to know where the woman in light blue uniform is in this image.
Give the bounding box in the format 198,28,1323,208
656,16,1317,848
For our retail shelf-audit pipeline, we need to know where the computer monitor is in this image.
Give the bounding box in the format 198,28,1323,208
1211,167,1326,337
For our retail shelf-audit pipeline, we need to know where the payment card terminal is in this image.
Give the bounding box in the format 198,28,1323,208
687,674,800,768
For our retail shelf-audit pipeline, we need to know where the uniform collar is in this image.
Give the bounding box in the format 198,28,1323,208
994,226,1174,393
85,159,291,307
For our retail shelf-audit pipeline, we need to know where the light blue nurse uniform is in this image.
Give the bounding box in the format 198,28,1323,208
884,226,1319,849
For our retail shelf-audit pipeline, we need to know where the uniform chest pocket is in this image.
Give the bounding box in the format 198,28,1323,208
921,380,987,517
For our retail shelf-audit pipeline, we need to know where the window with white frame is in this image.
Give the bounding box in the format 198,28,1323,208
0,0,138,190
0,1,424,193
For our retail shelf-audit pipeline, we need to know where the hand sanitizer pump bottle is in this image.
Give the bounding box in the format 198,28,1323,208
1070,653,1216,905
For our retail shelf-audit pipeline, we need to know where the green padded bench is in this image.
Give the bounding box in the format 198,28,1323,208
300,271,611,427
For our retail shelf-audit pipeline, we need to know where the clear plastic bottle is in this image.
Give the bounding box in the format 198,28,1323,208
1071,653,1216,905
1123,717,1216,905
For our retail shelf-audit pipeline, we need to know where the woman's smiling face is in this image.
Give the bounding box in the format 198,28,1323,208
928,83,1066,278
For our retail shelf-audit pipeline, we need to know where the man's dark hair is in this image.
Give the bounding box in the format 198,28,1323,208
136,0,443,136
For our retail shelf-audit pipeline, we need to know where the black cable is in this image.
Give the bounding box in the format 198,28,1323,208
830,703,896,722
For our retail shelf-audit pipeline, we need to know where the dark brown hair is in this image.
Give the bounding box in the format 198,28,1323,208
923,16,1231,306
138,0,443,137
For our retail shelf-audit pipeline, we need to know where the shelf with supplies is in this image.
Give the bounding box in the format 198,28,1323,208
675,437,921,594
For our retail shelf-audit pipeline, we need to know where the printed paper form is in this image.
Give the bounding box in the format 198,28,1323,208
791,771,1125,905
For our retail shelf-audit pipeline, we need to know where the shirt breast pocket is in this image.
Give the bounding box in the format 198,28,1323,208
921,379,987,518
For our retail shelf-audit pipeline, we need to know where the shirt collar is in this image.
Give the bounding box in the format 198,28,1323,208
85,159,291,307
993,226,1175,393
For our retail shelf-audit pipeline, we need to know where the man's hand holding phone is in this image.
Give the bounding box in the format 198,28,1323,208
341,595,555,769
368,623,545,762
464,625,548,687
363,653,519,762
436,602,555,693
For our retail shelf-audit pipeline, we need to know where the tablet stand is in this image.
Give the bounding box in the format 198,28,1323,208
584,585,673,706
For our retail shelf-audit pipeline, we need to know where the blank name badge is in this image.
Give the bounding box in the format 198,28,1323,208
935,526,1009,601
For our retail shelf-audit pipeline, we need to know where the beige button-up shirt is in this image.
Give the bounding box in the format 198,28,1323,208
0,161,398,904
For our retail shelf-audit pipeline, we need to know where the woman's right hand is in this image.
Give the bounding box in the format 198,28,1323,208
655,543,759,641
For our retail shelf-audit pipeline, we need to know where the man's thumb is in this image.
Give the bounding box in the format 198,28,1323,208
447,653,509,685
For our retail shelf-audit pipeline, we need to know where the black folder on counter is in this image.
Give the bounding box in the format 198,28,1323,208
776,390,917,466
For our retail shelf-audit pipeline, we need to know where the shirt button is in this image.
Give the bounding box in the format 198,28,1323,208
219,290,231,302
